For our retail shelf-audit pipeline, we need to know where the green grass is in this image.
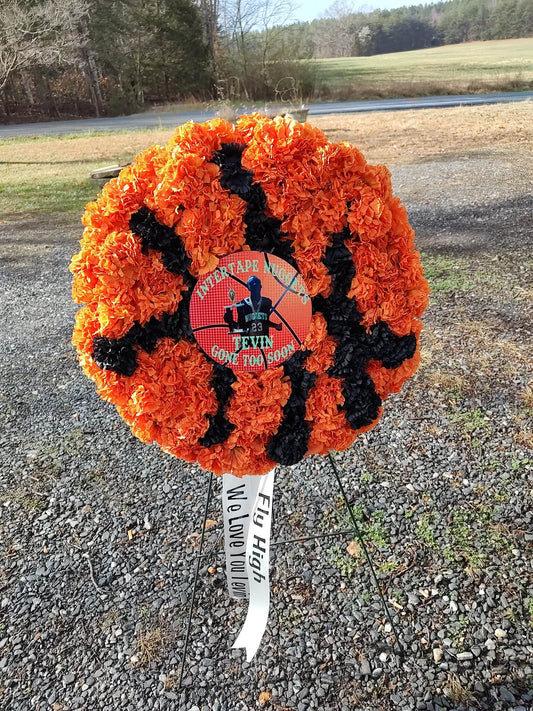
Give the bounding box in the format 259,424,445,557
421,253,471,295
0,177,98,215
421,252,526,305
450,615,470,652
312,38,533,98
448,506,510,569
379,560,401,574
329,504,389,549
512,456,532,472
449,407,491,437
360,470,372,484
415,512,439,550
324,502,389,574
409,492,518,569
11,493,48,512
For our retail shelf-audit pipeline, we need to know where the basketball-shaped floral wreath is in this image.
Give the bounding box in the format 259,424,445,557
70,115,429,477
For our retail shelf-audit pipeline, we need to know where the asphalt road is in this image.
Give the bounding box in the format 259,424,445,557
1,90,532,139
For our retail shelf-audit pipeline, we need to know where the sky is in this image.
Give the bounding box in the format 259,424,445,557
294,0,416,23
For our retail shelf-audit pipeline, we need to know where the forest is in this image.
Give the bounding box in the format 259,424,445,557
1,0,532,122
287,0,533,59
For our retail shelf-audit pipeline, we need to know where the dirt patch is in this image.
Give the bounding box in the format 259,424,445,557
312,102,533,166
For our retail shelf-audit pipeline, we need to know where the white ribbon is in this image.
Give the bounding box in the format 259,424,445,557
222,469,275,661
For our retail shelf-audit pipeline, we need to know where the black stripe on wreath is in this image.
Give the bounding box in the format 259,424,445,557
92,202,199,377
266,350,316,466
129,206,193,282
91,289,195,376
313,227,417,431
91,300,237,447
90,209,240,446
92,198,241,447
210,143,297,268
199,363,237,447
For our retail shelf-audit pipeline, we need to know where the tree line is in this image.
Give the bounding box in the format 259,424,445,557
1,0,531,122
0,0,310,121
291,0,533,59
0,0,213,120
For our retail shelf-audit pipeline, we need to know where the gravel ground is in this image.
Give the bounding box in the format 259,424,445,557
1,148,532,711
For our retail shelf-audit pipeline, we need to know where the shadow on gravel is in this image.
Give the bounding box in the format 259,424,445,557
411,195,533,254
1,230,79,247
1,214,80,233
0,217,80,273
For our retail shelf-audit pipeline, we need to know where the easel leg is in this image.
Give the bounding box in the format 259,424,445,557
328,452,404,664
178,471,214,688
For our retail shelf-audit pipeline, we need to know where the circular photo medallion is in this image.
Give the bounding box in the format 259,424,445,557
190,251,312,372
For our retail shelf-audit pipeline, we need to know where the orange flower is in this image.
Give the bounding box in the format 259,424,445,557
304,314,337,373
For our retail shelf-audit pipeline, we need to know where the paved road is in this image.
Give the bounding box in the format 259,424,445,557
1,90,531,138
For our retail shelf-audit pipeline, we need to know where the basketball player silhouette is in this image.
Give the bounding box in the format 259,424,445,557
223,276,282,337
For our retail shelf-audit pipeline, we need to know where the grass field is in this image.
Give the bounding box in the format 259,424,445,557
0,130,173,217
0,101,531,219
313,38,533,99
144,38,533,113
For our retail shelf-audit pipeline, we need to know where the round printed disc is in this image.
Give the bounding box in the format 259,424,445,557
189,251,312,372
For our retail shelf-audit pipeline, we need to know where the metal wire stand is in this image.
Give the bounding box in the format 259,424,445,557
177,471,214,688
178,456,403,686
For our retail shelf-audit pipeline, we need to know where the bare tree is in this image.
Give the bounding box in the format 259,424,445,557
312,0,359,57
220,0,296,93
255,0,294,76
321,0,358,19
0,0,89,91
76,15,104,116
195,0,220,80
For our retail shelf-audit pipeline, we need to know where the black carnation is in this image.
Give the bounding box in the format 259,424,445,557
199,413,236,447
368,322,417,369
267,419,310,466
267,350,316,465
341,371,382,430
211,143,253,195
129,206,191,277
92,336,137,377
199,362,237,447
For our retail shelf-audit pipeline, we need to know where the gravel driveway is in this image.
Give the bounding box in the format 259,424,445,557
0,149,532,711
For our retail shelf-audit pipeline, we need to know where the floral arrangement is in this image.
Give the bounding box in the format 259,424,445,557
70,115,429,477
